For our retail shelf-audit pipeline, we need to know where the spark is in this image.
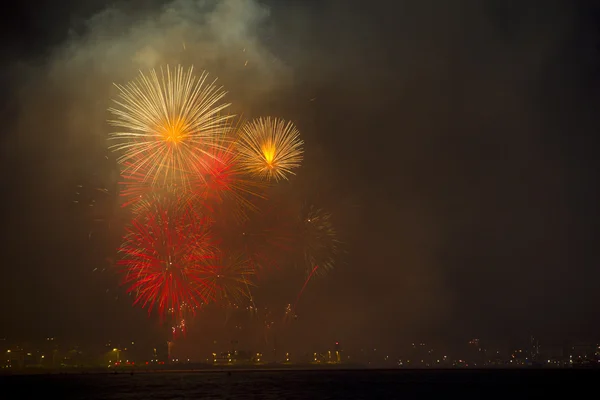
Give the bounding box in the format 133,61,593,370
294,265,319,311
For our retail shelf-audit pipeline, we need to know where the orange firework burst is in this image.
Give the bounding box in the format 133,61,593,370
236,117,304,182
108,65,233,188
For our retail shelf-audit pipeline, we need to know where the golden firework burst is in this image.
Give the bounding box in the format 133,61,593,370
108,65,233,188
236,117,304,181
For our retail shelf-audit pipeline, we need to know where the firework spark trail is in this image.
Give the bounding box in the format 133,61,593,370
108,65,233,188
236,117,304,182
293,264,319,311
243,273,257,312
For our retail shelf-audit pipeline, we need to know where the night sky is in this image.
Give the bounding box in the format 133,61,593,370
1,0,600,353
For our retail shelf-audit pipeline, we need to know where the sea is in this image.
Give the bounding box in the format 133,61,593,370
1,368,597,399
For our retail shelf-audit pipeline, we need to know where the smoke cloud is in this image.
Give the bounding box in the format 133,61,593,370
1,0,297,343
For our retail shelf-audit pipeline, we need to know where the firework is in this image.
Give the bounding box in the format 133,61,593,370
120,162,196,214
169,302,198,337
103,64,342,339
236,117,304,181
73,151,119,221
282,303,297,324
108,65,233,188
198,252,256,307
74,151,123,274
130,190,199,220
118,158,158,209
74,184,114,223
235,202,296,274
295,204,339,277
117,196,217,320
293,264,319,312
205,193,295,276
190,121,267,220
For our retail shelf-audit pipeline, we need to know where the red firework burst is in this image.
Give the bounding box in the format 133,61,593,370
193,142,237,202
117,196,217,320
190,129,267,221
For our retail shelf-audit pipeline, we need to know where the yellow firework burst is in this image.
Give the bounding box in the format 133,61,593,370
108,65,233,188
236,117,304,181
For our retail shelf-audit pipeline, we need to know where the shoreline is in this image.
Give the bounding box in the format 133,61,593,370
1,364,593,377
0,363,367,376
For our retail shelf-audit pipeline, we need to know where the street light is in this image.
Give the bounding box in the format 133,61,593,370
112,348,120,363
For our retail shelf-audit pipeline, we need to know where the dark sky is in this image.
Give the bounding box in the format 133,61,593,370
1,0,600,353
